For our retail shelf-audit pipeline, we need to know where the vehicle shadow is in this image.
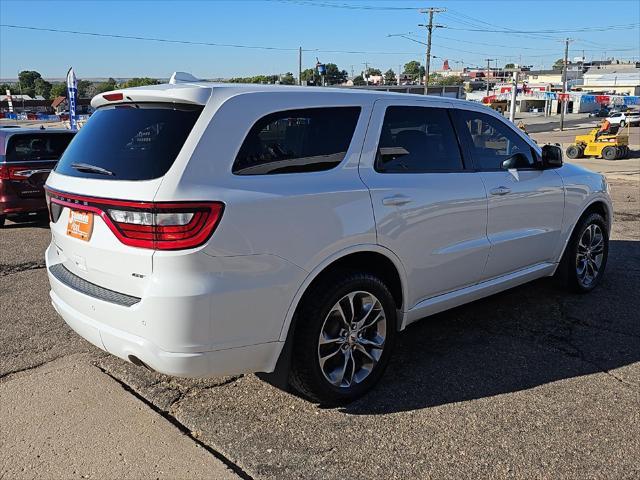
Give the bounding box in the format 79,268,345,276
342,239,639,415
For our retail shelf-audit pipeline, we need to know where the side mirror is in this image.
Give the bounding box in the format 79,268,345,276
501,152,531,170
541,144,563,168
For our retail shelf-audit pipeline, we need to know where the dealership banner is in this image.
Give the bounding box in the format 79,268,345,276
66,67,78,131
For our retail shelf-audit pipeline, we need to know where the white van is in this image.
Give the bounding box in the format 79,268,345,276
45,75,612,404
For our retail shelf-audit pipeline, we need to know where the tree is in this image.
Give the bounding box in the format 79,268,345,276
280,72,296,85
50,83,67,98
403,61,425,82
77,80,93,98
352,75,365,86
504,63,515,69
300,68,317,85
384,69,396,85
120,77,160,88
95,78,119,93
0,83,17,94
553,58,565,70
34,77,52,99
18,70,43,97
365,67,382,77
324,63,348,85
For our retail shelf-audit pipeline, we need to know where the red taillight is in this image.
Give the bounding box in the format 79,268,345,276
46,188,224,250
0,165,31,180
103,92,124,101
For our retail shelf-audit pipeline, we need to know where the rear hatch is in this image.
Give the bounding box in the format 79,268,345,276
46,87,212,298
1,132,75,199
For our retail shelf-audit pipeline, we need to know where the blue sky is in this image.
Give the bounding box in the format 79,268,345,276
1,0,639,80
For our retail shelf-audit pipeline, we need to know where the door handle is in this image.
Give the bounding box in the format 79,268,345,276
490,186,511,196
382,194,413,206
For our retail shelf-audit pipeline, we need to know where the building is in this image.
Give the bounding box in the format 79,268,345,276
581,63,640,96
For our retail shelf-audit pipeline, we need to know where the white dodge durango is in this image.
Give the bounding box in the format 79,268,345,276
45,75,612,404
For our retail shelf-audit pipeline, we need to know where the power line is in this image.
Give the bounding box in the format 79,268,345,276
443,23,639,34
270,0,419,11
0,23,423,56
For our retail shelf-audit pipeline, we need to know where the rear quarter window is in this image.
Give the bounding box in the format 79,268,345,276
5,133,75,162
233,107,361,175
54,103,202,181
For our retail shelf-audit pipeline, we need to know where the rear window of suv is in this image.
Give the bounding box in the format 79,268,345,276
54,103,202,180
5,133,75,162
233,107,361,175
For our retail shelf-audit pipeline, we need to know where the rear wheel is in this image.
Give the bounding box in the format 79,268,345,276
557,212,608,293
565,145,581,159
0,215,5,228
289,271,397,405
620,120,626,127
602,146,617,160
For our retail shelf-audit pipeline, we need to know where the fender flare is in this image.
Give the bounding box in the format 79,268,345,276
554,195,613,270
277,243,409,343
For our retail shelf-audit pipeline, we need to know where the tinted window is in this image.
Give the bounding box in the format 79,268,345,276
55,104,202,180
233,107,361,175
6,133,75,162
455,110,534,170
376,106,463,173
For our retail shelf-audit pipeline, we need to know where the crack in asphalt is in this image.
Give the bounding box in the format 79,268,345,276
94,365,254,480
0,261,46,276
0,359,53,381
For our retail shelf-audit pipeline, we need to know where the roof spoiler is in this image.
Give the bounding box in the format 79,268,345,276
169,72,203,84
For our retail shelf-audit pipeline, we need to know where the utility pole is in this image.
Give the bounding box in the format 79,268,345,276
485,58,494,98
560,38,572,131
398,64,402,86
419,7,446,95
363,62,369,85
298,47,302,86
509,70,518,123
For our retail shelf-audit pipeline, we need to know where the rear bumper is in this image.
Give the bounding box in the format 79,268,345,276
45,244,302,378
0,187,47,215
51,284,282,376
49,285,283,377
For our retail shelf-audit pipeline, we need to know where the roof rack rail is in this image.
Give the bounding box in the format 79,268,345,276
169,72,203,84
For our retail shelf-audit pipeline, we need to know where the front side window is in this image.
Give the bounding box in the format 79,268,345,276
376,106,463,173
455,110,535,170
233,107,361,175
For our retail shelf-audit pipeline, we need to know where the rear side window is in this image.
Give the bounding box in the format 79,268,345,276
376,106,463,173
233,107,361,175
55,103,202,180
5,133,75,162
454,110,535,170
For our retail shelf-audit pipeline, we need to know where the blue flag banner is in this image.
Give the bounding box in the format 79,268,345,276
66,67,78,131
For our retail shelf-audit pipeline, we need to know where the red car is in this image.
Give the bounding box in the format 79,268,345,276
0,127,75,227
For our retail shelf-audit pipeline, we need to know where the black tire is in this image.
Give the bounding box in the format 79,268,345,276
556,212,608,293
289,271,397,405
602,146,617,160
620,120,626,128
0,215,5,228
566,145,581,159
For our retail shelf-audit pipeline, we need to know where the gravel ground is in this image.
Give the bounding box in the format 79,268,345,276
1,168,638,479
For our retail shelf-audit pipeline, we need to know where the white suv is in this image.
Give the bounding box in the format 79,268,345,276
45,77,612,404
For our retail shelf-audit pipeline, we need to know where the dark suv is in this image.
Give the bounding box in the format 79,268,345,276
0,127,75,227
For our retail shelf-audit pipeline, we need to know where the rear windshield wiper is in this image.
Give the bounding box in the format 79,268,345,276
71,163,115,176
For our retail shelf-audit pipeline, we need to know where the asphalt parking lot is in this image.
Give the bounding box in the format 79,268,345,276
1,158,639,479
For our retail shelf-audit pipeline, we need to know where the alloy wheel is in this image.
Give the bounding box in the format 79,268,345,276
576,224,605,288
317,291,387,388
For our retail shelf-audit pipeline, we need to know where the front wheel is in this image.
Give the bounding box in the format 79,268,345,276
602,146,617,160
557,212,609,293
289,272,397,405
